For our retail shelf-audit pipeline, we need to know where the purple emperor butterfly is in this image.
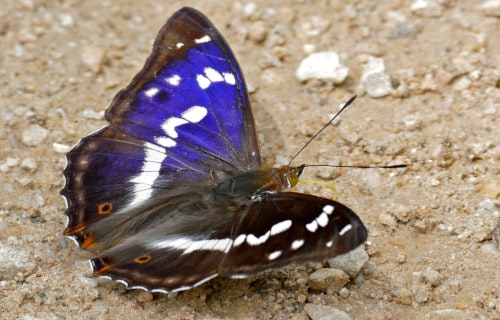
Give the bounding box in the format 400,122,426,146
62,7,367,293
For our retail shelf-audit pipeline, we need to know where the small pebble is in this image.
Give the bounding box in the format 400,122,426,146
328,246,369,277
16,177,32,187
396,253,407,263
82,108,104,120
0,244,36,280
242,2,257,18
339,287,350,298
402,114,422,131
303,303,351,320
301,15,331,37
360,56,392,98
59,13,74,28
480,243,499,257
20,158,38,172
77,276,98,288
457,230,471,239
435,69,455,86
362,261,377,276
53,143,71,154
411,0,443,17
452,76,472,91
308,268,349,293
392,205,414,223
430,178,441,186
476,198,497,214
479,0,500,17
379,213,398,228
422,267,442,286
295,52,349,84
22,124,49,147
6,157,19,167
81,46,106,73
248,21,267,43
391,21,423,39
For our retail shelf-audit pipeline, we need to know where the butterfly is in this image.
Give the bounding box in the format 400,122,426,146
61,7,367,293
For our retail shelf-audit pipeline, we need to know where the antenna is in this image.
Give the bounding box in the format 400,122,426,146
288,96,357,165
305,164,407,169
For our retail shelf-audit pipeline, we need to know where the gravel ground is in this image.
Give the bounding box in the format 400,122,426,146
0,1,498,319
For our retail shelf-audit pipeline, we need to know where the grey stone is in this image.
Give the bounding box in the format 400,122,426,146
308,268,349,293
303,303,351,320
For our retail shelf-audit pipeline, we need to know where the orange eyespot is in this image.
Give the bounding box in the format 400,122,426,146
97,202,113,215
134,255,152,264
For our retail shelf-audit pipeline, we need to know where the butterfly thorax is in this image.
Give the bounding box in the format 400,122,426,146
214,165,305,200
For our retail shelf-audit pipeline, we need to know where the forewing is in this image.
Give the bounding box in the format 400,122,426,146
219,192,368,277
106,7,260,172
62,7,260,244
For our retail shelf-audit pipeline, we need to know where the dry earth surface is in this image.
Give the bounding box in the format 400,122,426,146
0,0,498,319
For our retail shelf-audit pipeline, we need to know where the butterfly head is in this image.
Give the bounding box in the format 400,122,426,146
274,164,305,189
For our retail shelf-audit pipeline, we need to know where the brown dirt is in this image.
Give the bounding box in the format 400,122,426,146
0,1,498,319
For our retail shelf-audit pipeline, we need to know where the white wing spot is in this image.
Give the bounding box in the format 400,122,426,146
246,231,270,246
306,220,318,233
326,240,333,247
197,74,210,89
183,238,232,254
158,106,207,148
233,234,246,247
223,72,236,85
166,74,181,86
270,219,292,235
195,35,211,43
204,67,224,83
144,87,159,98
316,212,329,228
127,142,166,207
291,239,304,250
197,68,235,89
149,237,232,255
156,136,176,148
162,117,188,138
306,206,333,231
339,224,353,236
268,250,282,260
323,204,334,214
182,106,207,123
176,42,184,48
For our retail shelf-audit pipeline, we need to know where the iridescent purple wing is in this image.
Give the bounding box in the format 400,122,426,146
106,8,260,172
62,7,259,243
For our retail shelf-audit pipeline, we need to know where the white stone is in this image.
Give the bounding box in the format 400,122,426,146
22,124,49,147
53,142,71,153
480,0,500,17
295,52,349,84
360,56,392,98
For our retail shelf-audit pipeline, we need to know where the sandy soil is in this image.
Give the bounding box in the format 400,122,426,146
0,1,498,319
